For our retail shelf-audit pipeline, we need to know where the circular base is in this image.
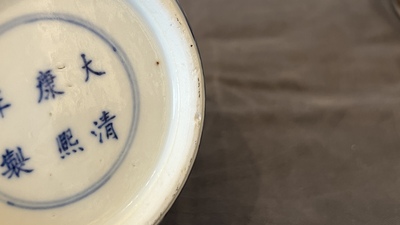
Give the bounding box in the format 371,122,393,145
0,1,204,224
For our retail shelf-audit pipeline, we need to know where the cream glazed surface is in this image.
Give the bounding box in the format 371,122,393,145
0,0,204,224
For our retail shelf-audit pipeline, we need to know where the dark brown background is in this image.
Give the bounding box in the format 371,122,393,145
162,1,400,224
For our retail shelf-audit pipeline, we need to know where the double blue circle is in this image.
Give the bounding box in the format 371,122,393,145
0,13,139,210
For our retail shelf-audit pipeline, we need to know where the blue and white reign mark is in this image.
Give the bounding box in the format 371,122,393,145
0,13,139,210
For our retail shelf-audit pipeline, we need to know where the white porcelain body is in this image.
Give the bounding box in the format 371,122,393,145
0,0,204,224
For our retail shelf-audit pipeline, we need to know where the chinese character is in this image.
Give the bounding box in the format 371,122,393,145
1,147,33,179
0,90,11,119
36,70,64,103
81,53,106,82
56,128,84,159
91,111,118,144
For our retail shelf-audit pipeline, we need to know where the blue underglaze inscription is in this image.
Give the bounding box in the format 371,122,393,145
56,128,85,160
36,70,64,103
0,90,11,119
1,147,33,179
81,53,106,82
91,111,118,144
0,13,139,210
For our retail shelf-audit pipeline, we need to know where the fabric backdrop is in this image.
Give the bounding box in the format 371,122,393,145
161,1,400,224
